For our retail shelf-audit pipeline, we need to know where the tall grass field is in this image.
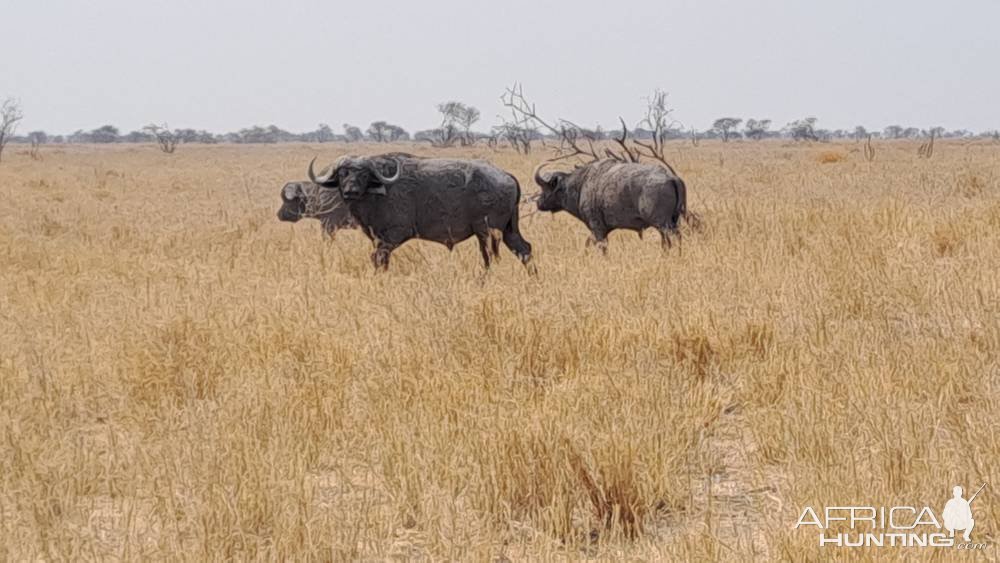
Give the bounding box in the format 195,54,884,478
1,140,998,559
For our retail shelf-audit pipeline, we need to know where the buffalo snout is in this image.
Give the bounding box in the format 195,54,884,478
537,194,560,212
342,187,363,200
277,206,301,222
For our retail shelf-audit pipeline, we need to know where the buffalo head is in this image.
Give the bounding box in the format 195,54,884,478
309,155,402,200
533,162,569,212
277,182,309,222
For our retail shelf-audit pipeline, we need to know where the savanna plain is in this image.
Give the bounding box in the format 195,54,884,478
1,139,998,561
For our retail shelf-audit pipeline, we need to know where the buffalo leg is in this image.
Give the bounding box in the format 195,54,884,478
501,212,533,271
586,225,609,256
502,229,532,266
658,228,673,250
371,241,397,271
659,225,681,254
475,232,493,269
592,237,609,255
490,232,502,260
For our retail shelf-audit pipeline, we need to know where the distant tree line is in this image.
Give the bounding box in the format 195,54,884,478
698,118,981,143
0,121,414,147
5,119,996,147
2,92,997,153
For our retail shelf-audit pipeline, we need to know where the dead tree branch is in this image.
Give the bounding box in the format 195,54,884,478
501,83,600,161
500,83,681,176
864,134,876,162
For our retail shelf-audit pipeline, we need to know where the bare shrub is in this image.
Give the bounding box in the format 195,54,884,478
917,131,936,159
0,98,24,164
144,123,179,154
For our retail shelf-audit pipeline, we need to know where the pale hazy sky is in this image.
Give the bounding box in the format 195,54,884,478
4,0,999,135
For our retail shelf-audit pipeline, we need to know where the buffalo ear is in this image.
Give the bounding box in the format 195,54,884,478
550,173,566,190
282,182,302,201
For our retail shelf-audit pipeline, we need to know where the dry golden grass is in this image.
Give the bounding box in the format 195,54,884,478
816,150,847,164
1,139,999,560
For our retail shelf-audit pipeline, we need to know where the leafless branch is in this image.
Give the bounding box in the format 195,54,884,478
499,83,682,176
501,83,600,161
863,134,876,162
0,98,25,164
612,117,641,163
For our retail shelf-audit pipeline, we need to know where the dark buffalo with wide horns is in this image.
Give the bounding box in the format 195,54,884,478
308,154,532,270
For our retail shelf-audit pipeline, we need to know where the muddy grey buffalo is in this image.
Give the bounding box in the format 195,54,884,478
533,159,689,252
277,180,356,237
308,154,532,270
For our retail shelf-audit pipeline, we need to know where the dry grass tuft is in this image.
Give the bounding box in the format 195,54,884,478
816,150,847,164
955,171,990,198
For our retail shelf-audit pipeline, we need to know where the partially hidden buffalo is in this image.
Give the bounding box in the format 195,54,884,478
277,153,417,238
533,159,689,252
277,180,356,237
308,154,532,270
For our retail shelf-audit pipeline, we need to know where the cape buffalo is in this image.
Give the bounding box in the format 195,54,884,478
533,159,688,253
277,180,356,238
308,154,532,270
